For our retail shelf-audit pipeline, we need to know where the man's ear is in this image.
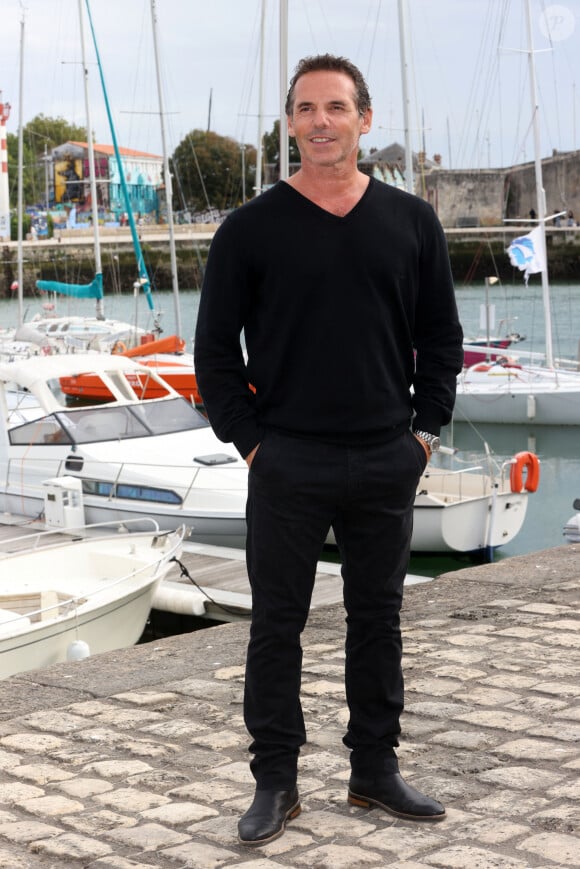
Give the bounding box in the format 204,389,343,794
360,108,373,136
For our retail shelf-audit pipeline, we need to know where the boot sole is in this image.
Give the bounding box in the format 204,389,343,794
348,789,445,822
238,801,302,846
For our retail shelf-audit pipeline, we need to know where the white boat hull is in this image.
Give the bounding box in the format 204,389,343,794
0,527,183,679
413,487,528,553
456,364,580,425
0,458,529,556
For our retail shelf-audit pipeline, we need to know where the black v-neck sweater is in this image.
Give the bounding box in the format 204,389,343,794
194,178,464,458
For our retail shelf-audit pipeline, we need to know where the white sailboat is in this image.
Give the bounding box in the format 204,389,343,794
454,0,580,426
0,2,152,362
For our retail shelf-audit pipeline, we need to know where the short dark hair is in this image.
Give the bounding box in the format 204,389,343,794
285,54,372,117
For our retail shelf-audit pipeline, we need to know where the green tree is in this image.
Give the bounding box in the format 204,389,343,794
262,120,300,178
6,135,36,207
171,130,257,213
7,114,87,209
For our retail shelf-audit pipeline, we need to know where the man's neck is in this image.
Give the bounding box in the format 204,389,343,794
286,166,370,217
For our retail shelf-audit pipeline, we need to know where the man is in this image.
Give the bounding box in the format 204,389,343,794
194,54,463,846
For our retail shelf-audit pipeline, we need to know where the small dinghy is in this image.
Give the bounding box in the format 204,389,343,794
0,522,184,679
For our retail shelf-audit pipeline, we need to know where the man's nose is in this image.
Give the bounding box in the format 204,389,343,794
312,108,330,126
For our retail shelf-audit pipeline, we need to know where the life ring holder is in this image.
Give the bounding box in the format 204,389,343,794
111,341,127,355
510,451,540,493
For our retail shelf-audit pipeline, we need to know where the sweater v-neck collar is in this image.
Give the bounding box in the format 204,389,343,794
280,176,374,220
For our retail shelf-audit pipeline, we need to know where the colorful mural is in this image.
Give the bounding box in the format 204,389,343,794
54,158,83,203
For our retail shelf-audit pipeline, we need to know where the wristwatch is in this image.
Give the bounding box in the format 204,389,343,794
414,430,441,453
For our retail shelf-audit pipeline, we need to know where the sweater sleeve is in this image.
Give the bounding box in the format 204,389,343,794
411,206,464,435
193,219,263,458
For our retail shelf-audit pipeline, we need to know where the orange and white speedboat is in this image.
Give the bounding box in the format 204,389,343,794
59,335,203,406
1,354,248,547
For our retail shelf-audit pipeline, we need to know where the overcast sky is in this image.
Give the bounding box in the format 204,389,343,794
1,0,578,171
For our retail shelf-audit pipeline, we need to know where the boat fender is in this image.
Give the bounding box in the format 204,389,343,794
510,451,540,493
112,341,127,355
66,640,91,661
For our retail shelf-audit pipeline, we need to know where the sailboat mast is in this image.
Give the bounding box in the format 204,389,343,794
84,0,154,315
150,0,182,337
16,14,24,327
255,0,266,196
524,0,554,368
279,0,289,181
398,0,414,195
78,0,104,320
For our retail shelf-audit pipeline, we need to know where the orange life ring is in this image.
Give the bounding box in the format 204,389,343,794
510,451,540,493
112,341,127,355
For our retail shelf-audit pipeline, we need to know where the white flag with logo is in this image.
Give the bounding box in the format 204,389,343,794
507,227,547,285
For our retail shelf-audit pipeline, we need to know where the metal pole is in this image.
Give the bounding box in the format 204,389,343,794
17,15,25,327
151,0,182,336
525,0,553,368
241,145,246,203
78,0,104,319
398,0,414,194
255,0,266,195
44,143,49,208
279,0,289,181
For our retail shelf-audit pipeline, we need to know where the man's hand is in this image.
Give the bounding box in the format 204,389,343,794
245,443,261,467
413,433,431,462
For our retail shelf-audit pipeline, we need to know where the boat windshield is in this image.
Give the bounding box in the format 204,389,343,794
9,398,209,446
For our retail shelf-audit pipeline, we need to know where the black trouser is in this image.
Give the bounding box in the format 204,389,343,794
244,428,426,789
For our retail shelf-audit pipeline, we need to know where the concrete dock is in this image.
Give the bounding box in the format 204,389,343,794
0,542,578,867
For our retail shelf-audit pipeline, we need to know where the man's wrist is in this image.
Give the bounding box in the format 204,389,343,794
413,430,441,453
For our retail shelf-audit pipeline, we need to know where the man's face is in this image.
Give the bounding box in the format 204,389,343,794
287,70,372,169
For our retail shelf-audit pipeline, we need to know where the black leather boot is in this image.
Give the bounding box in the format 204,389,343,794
238,786,301,845
348,772,445,821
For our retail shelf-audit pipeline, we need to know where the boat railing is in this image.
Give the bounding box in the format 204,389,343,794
420,462,507,502
0,525,184,633
0,517,162,554
181,467,203,503
2,453,245,512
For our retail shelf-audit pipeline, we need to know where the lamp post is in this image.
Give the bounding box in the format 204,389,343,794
41,143,49,208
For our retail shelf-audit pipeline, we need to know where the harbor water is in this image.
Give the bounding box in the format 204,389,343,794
1,281,578,568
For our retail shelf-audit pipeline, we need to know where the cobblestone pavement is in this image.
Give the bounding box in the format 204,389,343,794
0,544,578,868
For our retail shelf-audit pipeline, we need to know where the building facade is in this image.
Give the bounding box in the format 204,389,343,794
50,141,163,224
360,143,580,228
